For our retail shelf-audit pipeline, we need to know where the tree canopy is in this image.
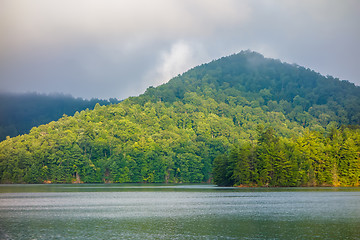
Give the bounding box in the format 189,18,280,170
1,51,359,185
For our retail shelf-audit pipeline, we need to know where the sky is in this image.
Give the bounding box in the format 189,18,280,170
1,0,359,100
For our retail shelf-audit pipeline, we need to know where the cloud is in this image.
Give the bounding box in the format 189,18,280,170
0,0,359,99
0,0,249,54
151,41,207,87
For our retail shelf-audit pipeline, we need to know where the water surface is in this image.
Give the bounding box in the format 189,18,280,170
1,184,359,239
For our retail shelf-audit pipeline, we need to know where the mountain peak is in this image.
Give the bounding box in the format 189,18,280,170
140,51,359,126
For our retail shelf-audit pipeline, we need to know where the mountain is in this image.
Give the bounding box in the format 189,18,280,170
0,92,119,141
140,51,360,126
0,51,359,185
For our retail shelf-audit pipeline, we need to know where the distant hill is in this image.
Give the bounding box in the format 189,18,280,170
1,51,359,185
0,92,119,141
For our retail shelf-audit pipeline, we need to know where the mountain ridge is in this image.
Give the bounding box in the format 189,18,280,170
1,51,359,185
137,50,360,128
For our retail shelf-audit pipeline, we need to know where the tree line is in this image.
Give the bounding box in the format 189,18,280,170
0,51,359,184
213,126,360,187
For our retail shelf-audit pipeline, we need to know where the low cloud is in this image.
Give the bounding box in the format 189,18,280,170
0,0,248,55
152,41,207,87
0,0,359,99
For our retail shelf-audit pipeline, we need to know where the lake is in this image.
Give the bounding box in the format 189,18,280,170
0,184,359,239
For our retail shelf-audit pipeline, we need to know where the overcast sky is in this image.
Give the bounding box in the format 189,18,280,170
1,0,359,100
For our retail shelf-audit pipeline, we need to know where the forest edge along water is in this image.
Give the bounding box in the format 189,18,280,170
1,52,359,238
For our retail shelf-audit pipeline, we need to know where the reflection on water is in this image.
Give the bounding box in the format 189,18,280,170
1,184,359,239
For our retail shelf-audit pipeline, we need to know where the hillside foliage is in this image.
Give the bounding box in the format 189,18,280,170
214,126,360,187
0,51,359,185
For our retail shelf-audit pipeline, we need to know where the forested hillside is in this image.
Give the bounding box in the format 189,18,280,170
0,92,119,141
0,51,359,185
213,126,360,187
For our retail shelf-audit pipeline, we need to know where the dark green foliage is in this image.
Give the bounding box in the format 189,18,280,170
213,127,360,187
0,51,359,184
212,153,235,186
141,50,360,127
